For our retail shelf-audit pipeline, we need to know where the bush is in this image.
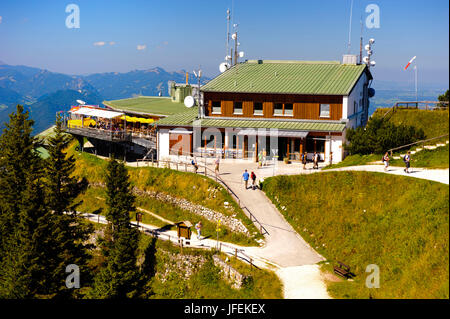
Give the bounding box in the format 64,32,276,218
345,117,425,155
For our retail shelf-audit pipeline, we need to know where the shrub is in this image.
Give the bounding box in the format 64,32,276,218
345,117,425,155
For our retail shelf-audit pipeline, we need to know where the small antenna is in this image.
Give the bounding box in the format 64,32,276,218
347,0,354,54
359,15,363,64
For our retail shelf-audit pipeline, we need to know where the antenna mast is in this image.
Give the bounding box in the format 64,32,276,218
359,16,363,64
347,0,354,54
226,8,231,64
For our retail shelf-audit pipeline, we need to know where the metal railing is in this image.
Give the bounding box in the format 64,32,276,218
388,134,449,156
135,157,269,236
63,123,132,142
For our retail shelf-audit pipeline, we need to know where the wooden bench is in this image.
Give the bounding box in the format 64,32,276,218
333,261,352,279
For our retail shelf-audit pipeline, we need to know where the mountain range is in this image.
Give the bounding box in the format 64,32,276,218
0,62,206,134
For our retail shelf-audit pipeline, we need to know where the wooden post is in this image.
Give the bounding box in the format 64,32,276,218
235,248,238,258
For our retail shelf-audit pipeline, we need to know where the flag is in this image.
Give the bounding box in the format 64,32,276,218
404,56,416,70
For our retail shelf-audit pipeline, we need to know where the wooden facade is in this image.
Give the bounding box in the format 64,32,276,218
169,133,192,155
204,92,343,121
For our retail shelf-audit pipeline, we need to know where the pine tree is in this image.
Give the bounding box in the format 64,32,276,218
0,105,51,297
43,117,93,297
91,158,139,298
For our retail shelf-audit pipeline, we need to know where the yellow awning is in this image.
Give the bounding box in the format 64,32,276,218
119,115,154,124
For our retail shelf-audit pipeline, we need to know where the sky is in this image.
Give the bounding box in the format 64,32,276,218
0,0,448,88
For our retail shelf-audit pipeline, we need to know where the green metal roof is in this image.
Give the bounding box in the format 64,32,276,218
155,107,199,126
201,60,370,96
104,96,187,116
199,118,346,132
156,111,345,132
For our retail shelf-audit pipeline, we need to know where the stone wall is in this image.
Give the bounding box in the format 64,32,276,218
213,255,250,289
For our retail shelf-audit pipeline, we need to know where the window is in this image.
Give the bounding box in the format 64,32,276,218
284,103,293,116
212,101,221,114
254,102,263,115
319,104,330,118
273,103,293,116
233,101,243,114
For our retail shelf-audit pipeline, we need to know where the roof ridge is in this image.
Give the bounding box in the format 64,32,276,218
245,60,341,64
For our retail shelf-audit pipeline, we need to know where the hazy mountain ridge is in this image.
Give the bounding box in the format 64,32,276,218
0,63,207,133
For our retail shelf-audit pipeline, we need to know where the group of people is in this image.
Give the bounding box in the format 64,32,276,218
242,169,258,190
301,151,322,170
382,151,412,173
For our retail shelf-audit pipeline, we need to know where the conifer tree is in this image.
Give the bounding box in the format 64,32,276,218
43,117,93,297
0,105,50,297
91,158,139,298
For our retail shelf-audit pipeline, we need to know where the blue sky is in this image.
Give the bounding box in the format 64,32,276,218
0,0,448,87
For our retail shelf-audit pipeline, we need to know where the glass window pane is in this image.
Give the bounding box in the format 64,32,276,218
320,104,330,117
274,103,283,115
254,102,263,115
233,101,243,114
212,101,221,113
284,103,293,115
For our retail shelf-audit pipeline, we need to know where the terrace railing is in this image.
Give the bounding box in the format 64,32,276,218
63,123,132,142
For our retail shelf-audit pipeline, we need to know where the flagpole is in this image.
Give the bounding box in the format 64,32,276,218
414,65,418,103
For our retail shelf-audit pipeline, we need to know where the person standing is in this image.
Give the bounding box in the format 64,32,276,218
404,151,411,173
301,151,307,170
242,169,250,190
250,171,257,190
195,221,202,240
215,156,220,175
383,152,390,172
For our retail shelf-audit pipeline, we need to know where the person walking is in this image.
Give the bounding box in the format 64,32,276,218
242,169,250,190
301,151,307,170
195,221,202,240
215,156,220,175
313,152,319,169
383,152,390,172
191,158,198,174
403,151,411,173
250,171,257,190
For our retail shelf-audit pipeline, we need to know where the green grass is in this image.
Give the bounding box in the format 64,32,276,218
390,144,449,169
137,234,282,299
324,154,381,169
373,108,449,140
104,96,187,116
262,171,449,299
77,186,256,246
68,142,262,245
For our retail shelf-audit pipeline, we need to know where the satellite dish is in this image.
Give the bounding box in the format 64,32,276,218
239,51,245,58
370,61,376,67
368,88,376,98
219,62,230,73
364,44,371,51
363,56,369,63
184,96,195,108
367,50,373,55
369,38,375,44
76,99,86,105
225,55,232,61
231,33,237,40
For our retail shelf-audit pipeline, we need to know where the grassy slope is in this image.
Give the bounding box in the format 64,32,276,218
263,171,449,299
373,108,449,139
69,142,261,246
326,109,449,170
88,223,282,299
